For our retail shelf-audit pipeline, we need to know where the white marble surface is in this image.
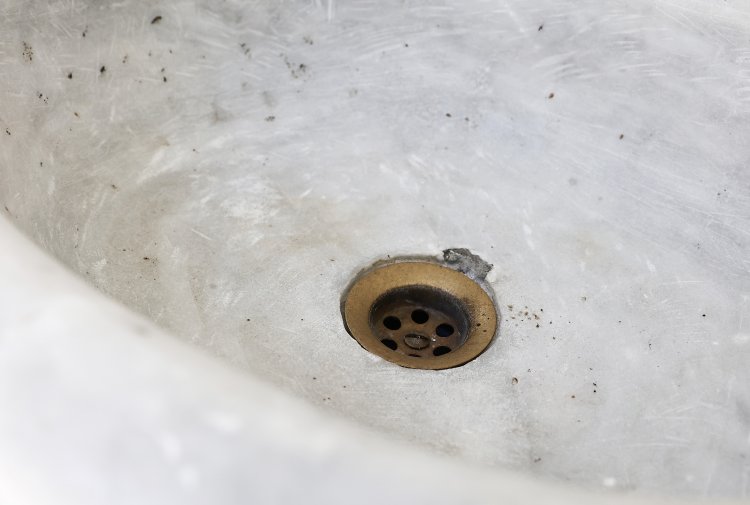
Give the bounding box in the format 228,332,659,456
1,0,749,502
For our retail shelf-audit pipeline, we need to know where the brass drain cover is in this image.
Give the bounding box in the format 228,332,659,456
342,257,498,370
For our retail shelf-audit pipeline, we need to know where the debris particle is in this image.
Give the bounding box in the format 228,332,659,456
619,133,624,139
82,27,88,38
265,115,276,122
151,15,162,24
283,56,308,79
22,41,33,62
548,92,555,99
442,248,493,280
163,76,167,82
445,113,452,118
5,129,10,136
67,72,73,79
100,65,106,74
538,24,544,31
512,377,518,385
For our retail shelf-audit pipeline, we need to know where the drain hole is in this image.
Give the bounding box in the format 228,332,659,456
381,338,398,350
344,257,498,369
411,309,429,324
435,323,455,337
433,346,451,356
383,316,401,330
368,285,471,363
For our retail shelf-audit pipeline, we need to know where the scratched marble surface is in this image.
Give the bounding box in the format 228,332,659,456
1,0,749,499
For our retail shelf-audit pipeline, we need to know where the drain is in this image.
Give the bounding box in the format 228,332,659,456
341,255,498,370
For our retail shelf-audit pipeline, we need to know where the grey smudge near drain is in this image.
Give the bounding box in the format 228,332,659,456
442,248,493,280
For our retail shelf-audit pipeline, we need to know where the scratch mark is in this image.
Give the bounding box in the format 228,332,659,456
190,228,214,241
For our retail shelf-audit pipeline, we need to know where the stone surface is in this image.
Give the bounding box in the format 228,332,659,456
1,0,749,501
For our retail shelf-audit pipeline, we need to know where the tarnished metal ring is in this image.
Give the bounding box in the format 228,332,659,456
342,260,498,370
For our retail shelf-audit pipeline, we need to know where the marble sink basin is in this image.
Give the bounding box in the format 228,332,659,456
1,0,749,503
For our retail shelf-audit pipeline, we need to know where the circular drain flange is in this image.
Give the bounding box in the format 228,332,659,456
342,259,497,370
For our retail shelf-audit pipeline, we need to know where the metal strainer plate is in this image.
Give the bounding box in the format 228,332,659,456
342,260,498,370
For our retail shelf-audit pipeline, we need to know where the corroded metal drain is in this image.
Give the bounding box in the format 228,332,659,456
341,252,498,370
